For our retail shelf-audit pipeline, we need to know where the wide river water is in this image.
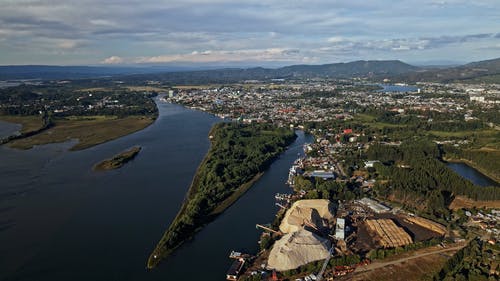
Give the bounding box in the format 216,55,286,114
0,121,21,139
0,99,313,281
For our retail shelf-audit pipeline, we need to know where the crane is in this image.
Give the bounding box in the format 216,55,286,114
275,202,287,209
316,245,335,281
256,224,282,235
303,219,320,232
303,219,336,239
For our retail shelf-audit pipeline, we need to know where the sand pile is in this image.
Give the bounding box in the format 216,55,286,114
279,199,334,234
267,229,331,271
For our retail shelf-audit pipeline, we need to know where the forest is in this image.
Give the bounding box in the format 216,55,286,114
434,238,499,281
443,145,500,182
293,176,363,202
0,84,157,117
368,140,500,220
147,122,296,268
369,109,486,132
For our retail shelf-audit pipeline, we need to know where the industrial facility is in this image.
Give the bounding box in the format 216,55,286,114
237,196,447,280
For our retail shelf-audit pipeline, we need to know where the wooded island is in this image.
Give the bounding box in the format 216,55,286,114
147,122,296,268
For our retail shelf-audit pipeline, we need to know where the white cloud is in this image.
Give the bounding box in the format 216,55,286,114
101,56,124,64
327,37,344,43
57,40,80,49
134,48,302,64
89,19,117,27
1,1,500,64
392,45,411,51
322,34,497,54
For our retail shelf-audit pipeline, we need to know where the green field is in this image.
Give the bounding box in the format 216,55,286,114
354,113,406,129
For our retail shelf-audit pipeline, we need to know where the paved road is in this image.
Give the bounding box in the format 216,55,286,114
355,244,465,273
336,163,346,177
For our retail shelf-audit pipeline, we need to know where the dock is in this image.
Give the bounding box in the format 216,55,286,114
226,258,245,281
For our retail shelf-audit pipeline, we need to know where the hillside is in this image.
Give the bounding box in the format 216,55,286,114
277,60,419,78
4,57,500,84
0,60,419,83
124,60,419,84
392,57,500,83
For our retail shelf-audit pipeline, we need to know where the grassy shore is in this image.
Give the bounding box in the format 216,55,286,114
5,115,155,151
147,139,217,268
0,115,44,134
93,146,142,171
147,171,264,269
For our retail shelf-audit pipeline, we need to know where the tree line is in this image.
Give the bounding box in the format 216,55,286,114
443,145,500,183
434,238,498,281
147,122,296,268
0,112,53,145
0,84,157,117
368,140,500,220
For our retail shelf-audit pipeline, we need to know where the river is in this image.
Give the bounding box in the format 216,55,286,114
447,162,498,187
0,121,21,139
0,99,312,281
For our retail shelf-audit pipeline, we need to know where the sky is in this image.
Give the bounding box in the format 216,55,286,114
0,0,499,66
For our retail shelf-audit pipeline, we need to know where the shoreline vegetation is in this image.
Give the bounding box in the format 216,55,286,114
442,144,500,184
93,146,142,171
443,157,500,185
0,85,159,150
0,115,45,134
147,122,297,269
0,114,53,145
0,114,156,151
369,141,500,222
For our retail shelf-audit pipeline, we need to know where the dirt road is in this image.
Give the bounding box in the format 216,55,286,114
355,244,465,273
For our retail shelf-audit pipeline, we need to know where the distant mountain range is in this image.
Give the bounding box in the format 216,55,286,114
273,60,420,78
0,65,209,80
1,57,500,84
121,60,420,84
394,57,500,83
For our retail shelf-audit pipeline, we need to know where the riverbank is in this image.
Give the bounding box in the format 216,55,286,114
0,115,44,134
443,157,500,184
93,146,142,171
147,123,296,269
3,115,156,151
210,172,263,216
0,102,227,281
0,114,53,145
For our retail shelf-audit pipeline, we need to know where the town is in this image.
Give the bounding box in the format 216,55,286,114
162,80,499,280
1,76,499,280
165,81,499,129
2,1,500,281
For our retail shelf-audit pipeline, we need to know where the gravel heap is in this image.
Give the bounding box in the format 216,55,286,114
279,199,334,234
267,229,331,271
